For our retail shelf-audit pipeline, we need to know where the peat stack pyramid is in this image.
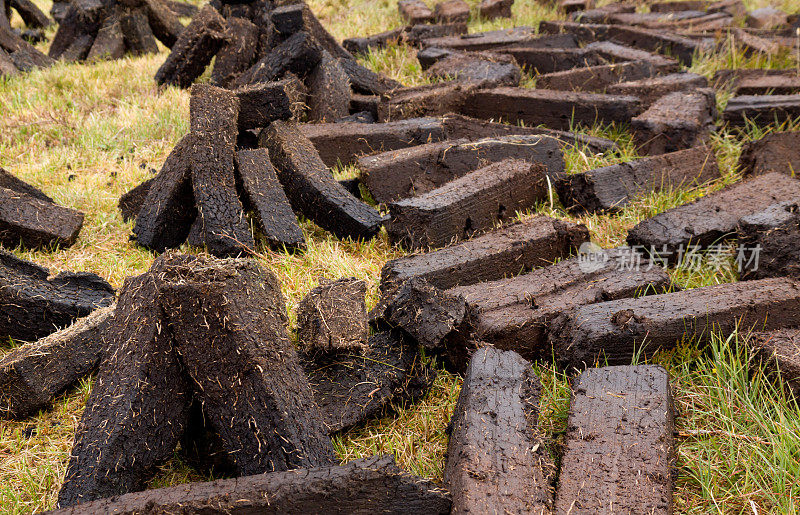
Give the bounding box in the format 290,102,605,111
0,0,54,76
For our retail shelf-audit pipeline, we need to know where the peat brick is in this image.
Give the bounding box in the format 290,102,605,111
750,329,800,399
50,455,452,514
549,277,800,369
723,94,800,126
260,120,384,240
297,277,368,353
86,15,125,60
449,246,671,361
420,26,577,52
307,51,351,122
425,51,521,86
0,305,114,419
139,0,184,48
556,145,720,213
0,251,114,343
359,134,564,204
158,254,336,475
337,57,403,95
745,6,787,29
154,4,228,88
627,172,800,258
235,30,322,87
498,45,602,74
0,186,84,249
631,89,716,155
270,2,351,60
607,72,708,108
302,330,435,432
554,365,674,513
445,347,553,514
535,60,662,92
734,75,800,96
399,0,434,24
0,167,52,203
210,16,258,88
479,0,513,19
434,0,470,23
119,7,159,55
381,215,589,293
737,201,800,280
387,159,549,250
738,131,800,177
377,80,482,121
235,77,303,131
460,86,642,131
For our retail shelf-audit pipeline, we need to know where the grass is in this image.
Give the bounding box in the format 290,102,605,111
1,0,800,512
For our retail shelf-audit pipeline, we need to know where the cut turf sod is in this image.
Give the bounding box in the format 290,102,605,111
380,215,589,293
270,1,352,60
376,80,486,120
554,365,674,513
49,455,452,515
737,201,800,280
425,51,522,87
154,4,227,88
301,329,435,433
723,94,800,127
209,16,257,88
386,159,549,250
399,0,435,24
297,277,368,353
449,246,671,361
57,262,192,507
342,23,467,55
737,131,800,177
733,75,800,95
549,277,800,369
0,186,84,249
158,254,336,475
459,86,642,131
235,148,305,251
336,56,403,95
631,89,716,155
749,328,800,400
607,72,709,108
445,347,554,514
234,77,303,131
556,145,720,213
359,134,563,204
306,51,351,122
0,250,114,343
0,305,114,419
0,166,53,203
480,0,513,19
420,26,577,51
535,60,663,93
260,120,384,240
626,171,800,259
434,0,470,23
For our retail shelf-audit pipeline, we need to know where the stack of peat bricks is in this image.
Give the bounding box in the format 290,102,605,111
7,0,800,512
0,0,53,76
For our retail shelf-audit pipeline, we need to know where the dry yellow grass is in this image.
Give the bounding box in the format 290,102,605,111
1,0,800,512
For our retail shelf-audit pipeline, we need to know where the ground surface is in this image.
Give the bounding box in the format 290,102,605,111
2,0,800,512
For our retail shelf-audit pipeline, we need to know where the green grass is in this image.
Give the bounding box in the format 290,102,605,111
2,0,800,512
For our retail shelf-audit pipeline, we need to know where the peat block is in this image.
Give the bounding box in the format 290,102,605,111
556,145,720,213
50,455,452,514
607,72,709,108
734,74,800,96
387,158,549,250
631,89,716,155
737,201,800,280
399,0,434,24
0,167,52,203
420,26,577,52
234,30,322,87
297,277,368,353
359,134,564,204
209,16,258,88
535,60,662,93
479,0,513,19
449,246,671,361
0,186,84,249
426,51,522,87
307,50,351,122
723,94,800,126
158,254,336,475
301,329,435,433
627,172,800,257
234,78,302,131
445,347,553,514
750,328,800,399
549,277,800,369
737,131,800,177
434,0,470,23
554,365,674,513
0,250,114,343
380,215,589,293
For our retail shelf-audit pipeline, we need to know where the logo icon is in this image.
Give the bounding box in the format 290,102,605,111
577,242,608,273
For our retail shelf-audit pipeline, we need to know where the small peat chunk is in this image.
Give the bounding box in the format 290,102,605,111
426,51,521,87
723,94,800,127
49,455,452,515
0,251,114,343
300,117,447,167
549,277,800,369
607,72,708,108
132,135,196,252
445,347,553,514
57,264,192,507
0,186,84,249
302,330,435,432
399,0,434,24
554,365,674,514
359,134,564,204
750,329,800,399
461,86,642,131
377,277,468,353
297,277,368,353
479,0,513,19
0,305,114,419
388,159,548,250
381,215,589,293
450,247,671,362
307,51,351,122
235,148,305,251
159,254,335,475
500,46,602,74
260,121,383,240
738,131,800,177
210,16,257,88
154,4,228,89
631,90,716,155
556,145,720,213
627,172,800,258
737,201,800,280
